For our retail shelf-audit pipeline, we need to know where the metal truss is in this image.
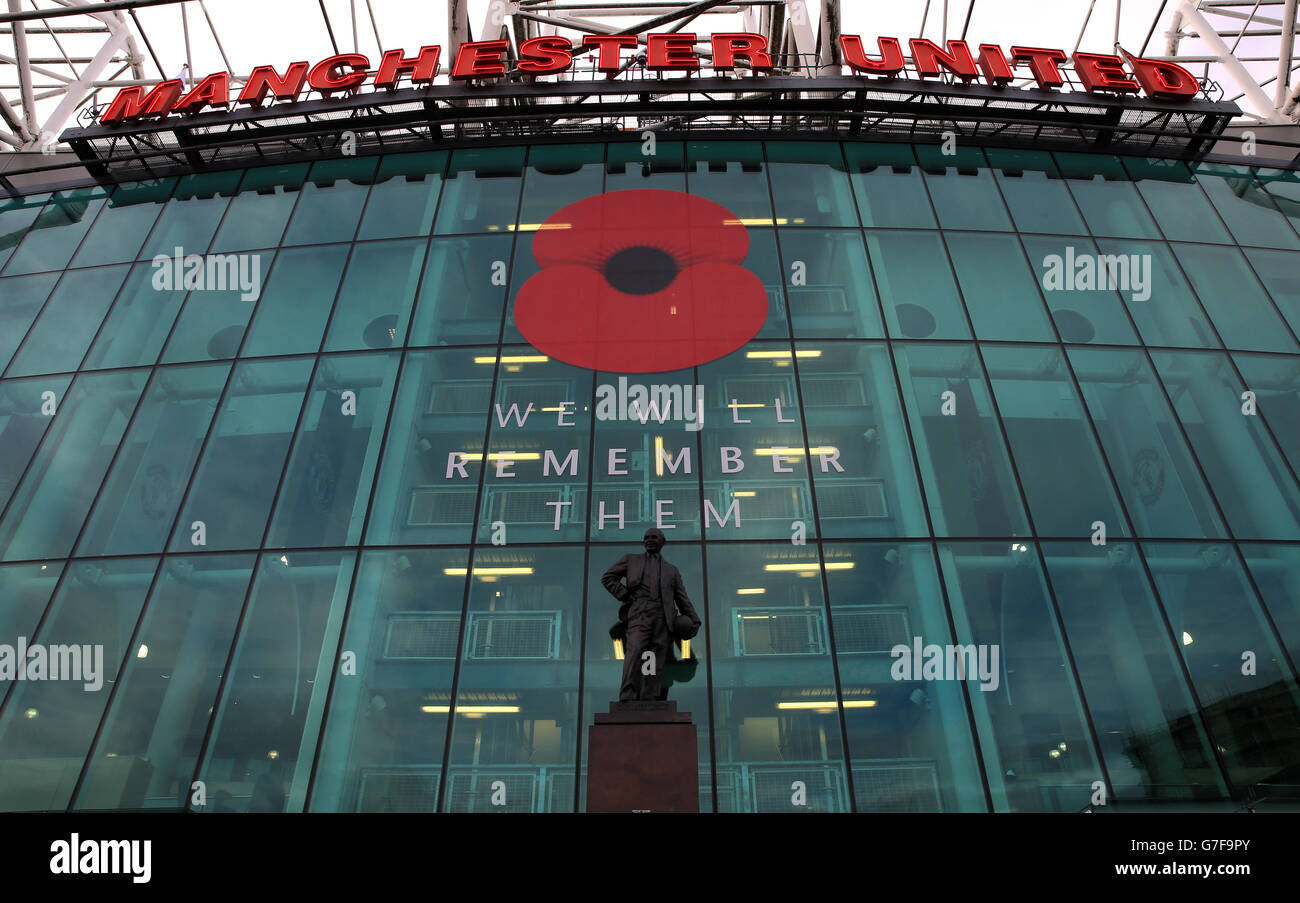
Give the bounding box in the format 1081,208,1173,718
1156,0,1300,123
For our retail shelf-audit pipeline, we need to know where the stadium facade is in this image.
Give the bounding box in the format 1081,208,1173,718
1,1,1299,813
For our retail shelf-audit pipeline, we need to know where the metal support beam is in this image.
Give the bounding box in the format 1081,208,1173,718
8,0,38,135
1177,0,1289,122
23,12,129,147
1277,0,1298,107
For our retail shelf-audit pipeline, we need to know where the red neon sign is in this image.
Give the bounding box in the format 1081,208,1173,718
99,31,1203,125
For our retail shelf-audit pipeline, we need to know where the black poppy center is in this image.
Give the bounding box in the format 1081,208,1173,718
603,246,679,295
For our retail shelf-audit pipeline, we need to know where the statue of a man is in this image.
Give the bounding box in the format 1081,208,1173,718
601,528,701,701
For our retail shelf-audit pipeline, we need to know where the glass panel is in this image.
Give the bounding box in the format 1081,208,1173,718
1123,157,1232,244
75,362,230,557
1194,163,1300,250
209,163,309,253
0,556,158,811
82,262,188,370
169,356,314,552
158,250,276,363
1055,152,1161,239
0,374,74,515
1232,352,1300,478
309,547,468,812
1067,346,1227,539
1093,238,1219,349
891,342,1030,537
281,157,378,246
2,186,110,276
357,151,446,241
706,543,848,812
433,147,526,235
797,342,927,538
605,139,684,192
1142,541,1300,794
945,232,1055,341
1172,243,1299,353
687,140,774,223
1151,349,1300,540
867,230,971,340
916,145,1012,231
1021,235,1141,345
985,148,1086,236
72,553,256,811
443,545,582,812
1041,542,1229,803
410,234,511,347
482,356,594,544
938,541,1104,811
581,542,709,811
0,272,57,373
519,143,603,226
0,560,63,643
765,141,859,227
264,352,400,548
983,343,1131,539
4,265,129,378
843,143,936,229
324,238,428,352
0,192,51,272
1255,166,1300,240
70,178,176,268
241,245,348,357
194,550,356,812
1243,247,1300,337
366,348,492,547
1239,543,1300,666
0,369,148,561
826,542,986,811
699,344,816,541
778,229,883,339
138,170,241,260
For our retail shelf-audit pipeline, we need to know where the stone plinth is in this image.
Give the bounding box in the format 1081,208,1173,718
586,701,698,813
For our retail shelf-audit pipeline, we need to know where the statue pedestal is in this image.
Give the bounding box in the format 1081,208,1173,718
586,701,699,813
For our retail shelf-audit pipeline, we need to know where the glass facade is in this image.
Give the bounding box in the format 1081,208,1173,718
1,139,1299,812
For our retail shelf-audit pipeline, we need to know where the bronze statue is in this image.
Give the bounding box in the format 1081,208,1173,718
601,528,701,701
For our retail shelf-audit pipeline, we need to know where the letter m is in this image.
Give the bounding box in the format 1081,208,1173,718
100,80,185,123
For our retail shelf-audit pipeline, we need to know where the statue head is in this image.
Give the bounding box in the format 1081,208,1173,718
642,527,666,554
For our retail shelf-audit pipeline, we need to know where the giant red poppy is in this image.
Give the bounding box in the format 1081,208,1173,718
514,189,768,373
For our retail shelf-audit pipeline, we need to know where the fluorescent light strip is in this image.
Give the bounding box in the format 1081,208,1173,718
777,700,876,710
763,562,854,572
443,567,536,577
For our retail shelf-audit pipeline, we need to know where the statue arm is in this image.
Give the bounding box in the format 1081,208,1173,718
601,555,631,602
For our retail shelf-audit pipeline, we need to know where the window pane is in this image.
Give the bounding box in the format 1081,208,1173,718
985,148,1086,236
433,147,526,235
82,262,188,370
72,553,256,811
325,238,428,352
1255,166,1300,240
779,229,883,339
1141,541,1300,793
520,144,603,226
0,272,58,373
1124,157,1232,244
1240,543,1300,666
1232,351,1300,478
309,547,468,811
195,550,357,812
3,186,110,276
798,342,927,538
916,145,1012,231
70,178,176,268
1194,163,1300,250
687,140,773,222
984,343,1131,539
1243,247,1300,337
606,139,684,192
4,265,129,378
0,369,148,561
1022,235,1140,345
365,348,491,547
242,245,348,357
75,362,230,557
159,250,276,363
139,171,241,260
357,151,446,241
844,143,936,229
209,164,308,253
1041,542,1229,803
0,374,74,514
765,141,858,227
281,157,377,246
1093,238,1219,349
1150,349,1300,540
0,192,51,272
705,543,848,812
938,541,1104,811
0,560,63,643
1172,243,1299,353
891,342,1030,537
0,557,158,811
1068,346,1227,539
411,234,511,347
946,232,1055,341
443,546,582,812
867,230,971,340
169,356,314,552
1056,152,1160,239
264,352,400,548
